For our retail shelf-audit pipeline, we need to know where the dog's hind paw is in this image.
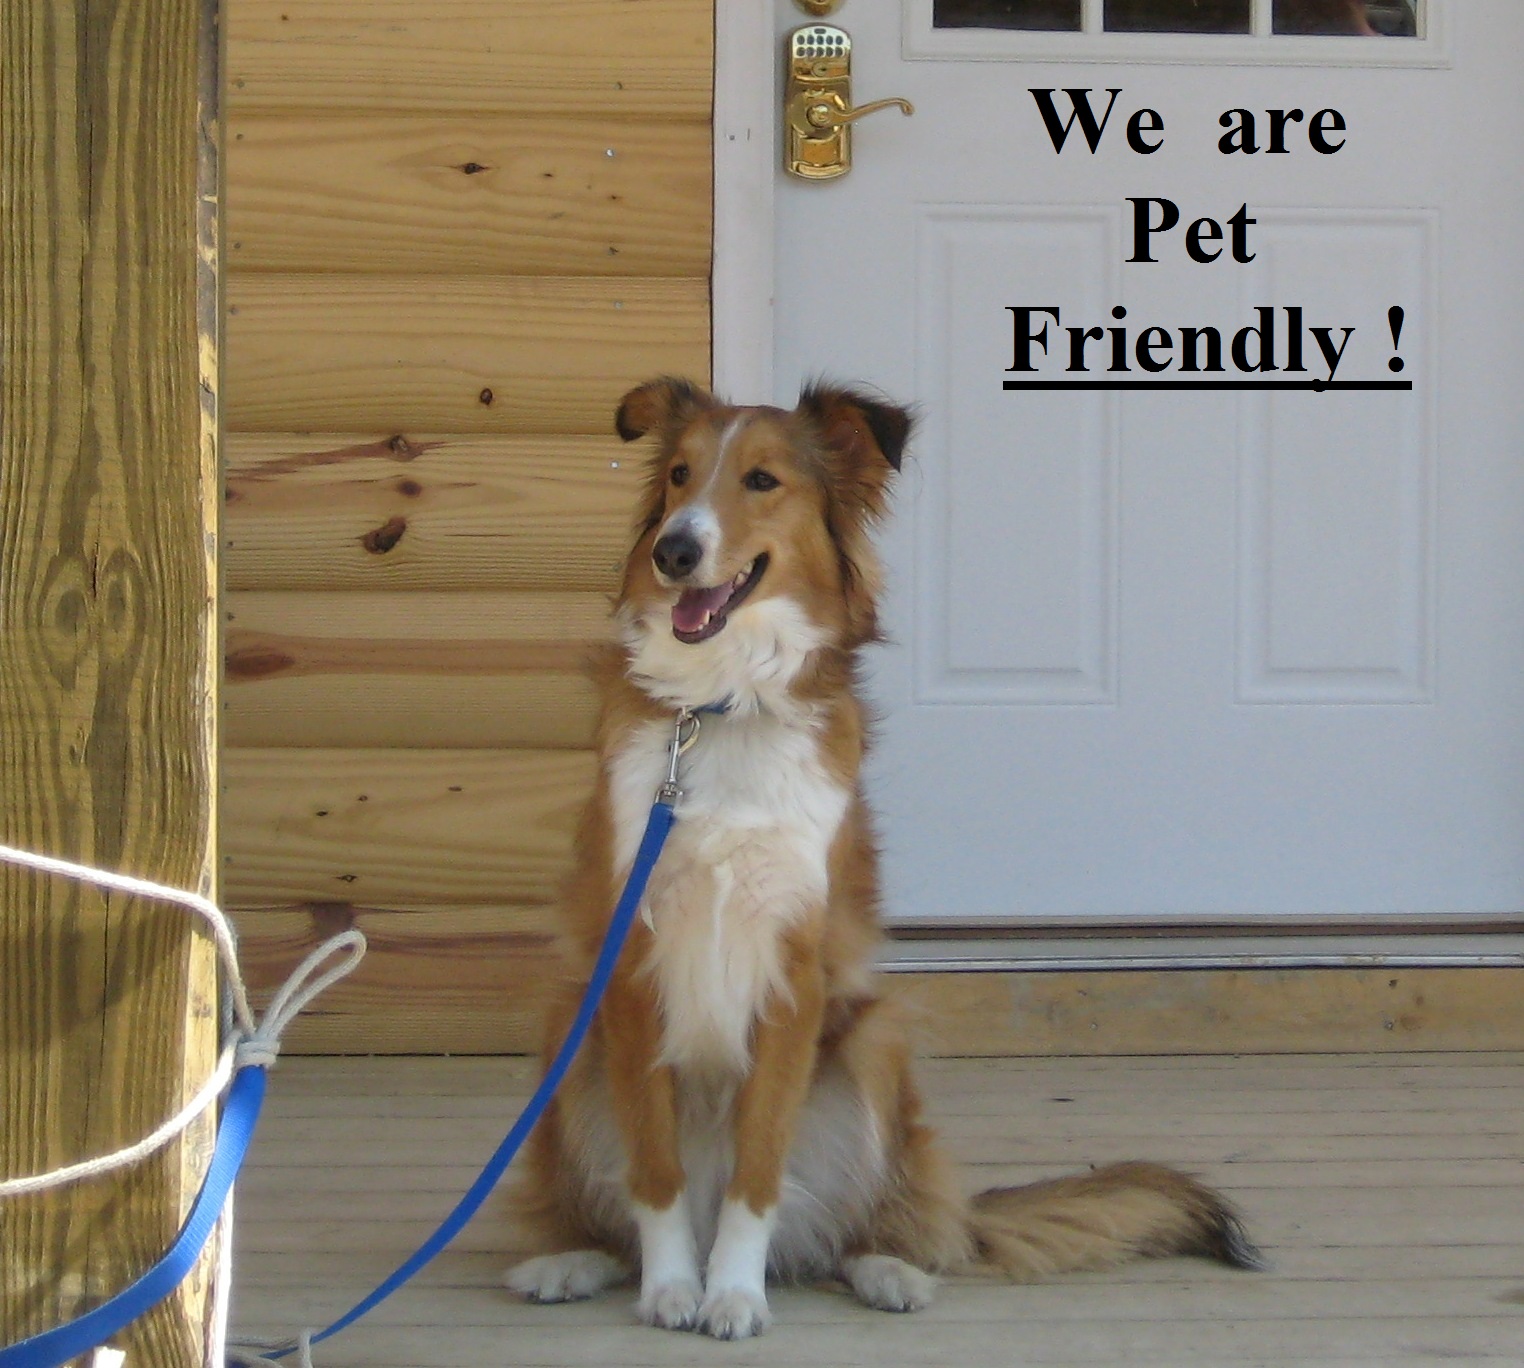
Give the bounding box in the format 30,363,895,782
698,1286,771,1340
504,1250,626,1304
842,1254,936,1313
638,1278,703,1332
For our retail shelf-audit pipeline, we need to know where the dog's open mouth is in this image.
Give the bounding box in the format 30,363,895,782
671,554,768,644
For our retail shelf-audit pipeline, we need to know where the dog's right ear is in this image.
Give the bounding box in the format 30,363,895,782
615,377,713,442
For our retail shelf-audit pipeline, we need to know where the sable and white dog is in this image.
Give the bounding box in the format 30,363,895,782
504,379,1259,1340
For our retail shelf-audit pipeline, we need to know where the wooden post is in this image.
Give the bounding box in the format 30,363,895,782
1,0,222,1363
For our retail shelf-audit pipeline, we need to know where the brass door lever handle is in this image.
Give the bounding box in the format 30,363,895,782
785,24,914,180
804,96,915,130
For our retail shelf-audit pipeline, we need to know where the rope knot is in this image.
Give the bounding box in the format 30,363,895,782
0,844,366,1201
239,931,368,1071
233,1034,283,1070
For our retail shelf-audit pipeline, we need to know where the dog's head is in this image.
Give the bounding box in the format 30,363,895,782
613,377,911,709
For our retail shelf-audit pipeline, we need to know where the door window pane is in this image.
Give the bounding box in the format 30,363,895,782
933,0,1082,29
932,0,1422,37
1104,0,1250,32
1273,1,1417,34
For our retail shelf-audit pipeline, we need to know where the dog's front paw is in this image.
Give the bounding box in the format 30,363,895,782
697,1286,771,1340
842,1254,936,1313
638,1278,703,1332
505,1250,626,1304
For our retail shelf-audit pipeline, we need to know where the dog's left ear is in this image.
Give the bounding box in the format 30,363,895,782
797,383,912,648
797,383,913,472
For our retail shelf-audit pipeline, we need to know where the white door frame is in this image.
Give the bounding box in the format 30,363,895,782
712,4,776,401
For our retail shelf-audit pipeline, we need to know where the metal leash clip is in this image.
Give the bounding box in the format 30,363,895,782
655,708,701,805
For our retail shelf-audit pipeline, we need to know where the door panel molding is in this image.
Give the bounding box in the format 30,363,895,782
915,205,1121,705
1235,210,1438,704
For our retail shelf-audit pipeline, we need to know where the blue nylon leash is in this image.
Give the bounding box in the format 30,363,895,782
0,705,701,1368
266,794,677,1359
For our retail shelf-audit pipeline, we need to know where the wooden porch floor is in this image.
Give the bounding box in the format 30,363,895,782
232,1052,1524,1365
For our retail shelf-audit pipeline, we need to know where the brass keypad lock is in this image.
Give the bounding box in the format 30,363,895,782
784,24,913,181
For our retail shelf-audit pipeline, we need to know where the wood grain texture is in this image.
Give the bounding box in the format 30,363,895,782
232,904,560,1054
0,0,219,1358
224,433,645,591
225,275,709,434
226,0,713,116
223,748,594,907
224,591,609,748
226,673,600,749
227,114,711,276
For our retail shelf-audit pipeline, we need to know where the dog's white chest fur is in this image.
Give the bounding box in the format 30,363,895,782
609,709,849,1073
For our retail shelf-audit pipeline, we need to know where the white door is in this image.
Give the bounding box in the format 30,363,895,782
762,0,1524,927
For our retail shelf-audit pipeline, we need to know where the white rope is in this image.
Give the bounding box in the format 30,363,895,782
0,843,258,1031
0,1043,238,1199
0,841,366,1199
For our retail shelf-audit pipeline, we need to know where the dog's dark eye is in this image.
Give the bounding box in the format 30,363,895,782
670,464,689,487
743,468,780,493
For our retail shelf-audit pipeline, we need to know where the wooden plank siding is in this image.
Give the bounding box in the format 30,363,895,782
224,591,608,748
224,747,592,909
236,905,558,1054
1,0,222,1358
226,0,713,117
225,433,644,592
227,116,711,276
225,276,709,434
224,0,713,1051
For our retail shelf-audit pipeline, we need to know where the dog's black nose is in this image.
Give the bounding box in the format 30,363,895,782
653,530,703,580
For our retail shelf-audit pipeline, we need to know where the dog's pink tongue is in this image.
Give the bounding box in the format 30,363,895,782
672,584,732,634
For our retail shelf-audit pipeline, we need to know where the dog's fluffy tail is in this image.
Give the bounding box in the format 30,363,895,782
967,1161,1263,1281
